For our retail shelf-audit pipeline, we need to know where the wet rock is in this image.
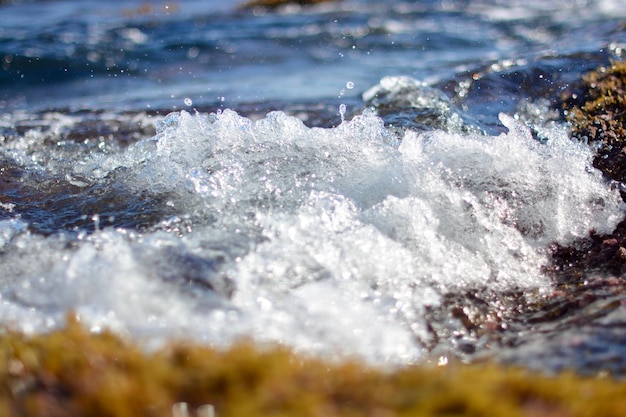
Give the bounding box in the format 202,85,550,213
362,76,482,134
435,61,626,373
561,60,626,187
0,156,176,235
551,60,626,280
238,0,341,10
517,62,626,375
549,219,626,282
147,246,235,299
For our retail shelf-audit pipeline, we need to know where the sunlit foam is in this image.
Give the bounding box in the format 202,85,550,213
0,108,622,364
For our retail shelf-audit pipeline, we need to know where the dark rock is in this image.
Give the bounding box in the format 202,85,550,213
550,61,626,280
238,0,341,10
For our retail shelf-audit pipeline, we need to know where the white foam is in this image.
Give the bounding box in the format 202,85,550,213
0,109,622,363
465,0,626,22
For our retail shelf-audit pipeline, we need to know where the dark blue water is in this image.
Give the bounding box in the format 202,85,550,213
2,0,626,374
2,0,623,115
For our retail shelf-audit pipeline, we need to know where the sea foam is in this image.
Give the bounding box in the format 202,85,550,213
0,109,622,363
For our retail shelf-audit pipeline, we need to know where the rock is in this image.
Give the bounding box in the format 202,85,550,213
361,75,482,134
238,0,341,10
549,61,626,280
560,60,626,187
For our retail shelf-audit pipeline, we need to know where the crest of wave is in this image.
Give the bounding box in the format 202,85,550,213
5,108,622,364
110,108,621,358
144,109,622,286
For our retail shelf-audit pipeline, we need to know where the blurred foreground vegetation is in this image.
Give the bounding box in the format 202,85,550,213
2,315,626,417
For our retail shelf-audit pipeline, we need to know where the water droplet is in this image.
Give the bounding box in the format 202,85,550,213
346,81,354,89
187,47,200,59
184,97,193,106
339,103,346,122
91,214,100,231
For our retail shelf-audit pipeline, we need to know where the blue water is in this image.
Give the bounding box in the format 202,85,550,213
3,0,624,115
2,0,626,374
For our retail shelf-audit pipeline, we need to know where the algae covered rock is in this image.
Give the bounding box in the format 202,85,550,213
538,61,626,351
550,60,626,279
561,60,626,184
4,316,626,417
549,60,626,271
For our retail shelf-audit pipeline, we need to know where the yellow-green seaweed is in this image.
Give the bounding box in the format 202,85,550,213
2,314,626,417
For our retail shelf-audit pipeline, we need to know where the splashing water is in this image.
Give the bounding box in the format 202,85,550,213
0,107,621,363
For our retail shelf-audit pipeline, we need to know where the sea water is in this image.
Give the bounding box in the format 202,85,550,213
1,0,626,371
0,104,622,364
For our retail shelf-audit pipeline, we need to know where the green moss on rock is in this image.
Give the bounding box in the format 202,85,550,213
562,60,626,183
3,314,626,417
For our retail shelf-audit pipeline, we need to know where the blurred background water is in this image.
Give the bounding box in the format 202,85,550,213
2,0,624,117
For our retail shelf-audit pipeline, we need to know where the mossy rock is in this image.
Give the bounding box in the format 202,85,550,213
561,60,626,184
4,314,626,417
549,60,626,282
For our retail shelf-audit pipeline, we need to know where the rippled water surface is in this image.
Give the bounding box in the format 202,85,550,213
2,0,626,373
